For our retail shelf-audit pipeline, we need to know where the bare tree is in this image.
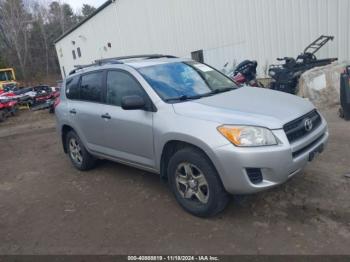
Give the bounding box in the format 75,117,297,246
0,0,32,78
32,1,50,77
0,0,81,82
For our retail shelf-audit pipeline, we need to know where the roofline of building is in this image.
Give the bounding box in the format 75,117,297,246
54,0,113,44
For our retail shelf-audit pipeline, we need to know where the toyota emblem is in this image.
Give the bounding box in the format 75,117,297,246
304,118,313,132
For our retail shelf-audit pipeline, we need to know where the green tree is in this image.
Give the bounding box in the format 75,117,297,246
81,4,96,18
48,1,77,34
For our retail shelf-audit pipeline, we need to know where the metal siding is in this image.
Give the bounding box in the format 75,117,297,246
55,0,350,78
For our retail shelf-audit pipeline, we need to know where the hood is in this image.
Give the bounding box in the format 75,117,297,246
173,87,314,129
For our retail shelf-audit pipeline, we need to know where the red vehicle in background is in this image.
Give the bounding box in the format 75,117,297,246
0,96,18,122
49,85,61,113
0,82,62,121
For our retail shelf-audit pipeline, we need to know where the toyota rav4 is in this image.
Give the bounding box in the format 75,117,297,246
55,55,328,217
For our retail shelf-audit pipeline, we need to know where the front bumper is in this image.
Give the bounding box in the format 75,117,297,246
212,117,329,194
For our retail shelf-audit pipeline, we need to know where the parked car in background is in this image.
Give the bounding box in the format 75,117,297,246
0,95,18,122
32,85,53,105
55,55,329,217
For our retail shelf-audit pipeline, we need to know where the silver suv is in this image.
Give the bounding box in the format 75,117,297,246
56,55,328,217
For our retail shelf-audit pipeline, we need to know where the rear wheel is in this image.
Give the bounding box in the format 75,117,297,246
10,105,19,116
28,99,34,108
66,131,96,171
168,147,230,217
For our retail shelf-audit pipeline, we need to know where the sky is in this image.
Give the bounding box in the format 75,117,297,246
65,0,106,11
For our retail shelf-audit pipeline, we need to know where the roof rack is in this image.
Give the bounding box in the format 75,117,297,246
95,54,177,64
69,54,177,75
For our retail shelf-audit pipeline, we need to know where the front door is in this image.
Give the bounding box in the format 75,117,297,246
97,70,155,168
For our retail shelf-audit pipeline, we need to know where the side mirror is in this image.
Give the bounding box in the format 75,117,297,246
121,95,146,110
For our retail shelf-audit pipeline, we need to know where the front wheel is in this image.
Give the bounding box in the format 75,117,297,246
168,147,230,217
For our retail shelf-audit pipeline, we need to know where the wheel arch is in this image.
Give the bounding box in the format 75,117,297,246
159,138,222,182
61,125,75,153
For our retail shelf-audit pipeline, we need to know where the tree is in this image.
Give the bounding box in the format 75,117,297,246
0,0,85,82
81,4,96,18
48,1,76,34
76,4,96,22
0,54,6,68
0,0,32,78
31,1,50,77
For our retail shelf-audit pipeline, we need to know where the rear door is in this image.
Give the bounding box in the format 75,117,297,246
67,71,106,149
97,69,155,168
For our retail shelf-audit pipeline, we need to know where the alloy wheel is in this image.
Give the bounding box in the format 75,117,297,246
175,162,209,204
69,138,83,164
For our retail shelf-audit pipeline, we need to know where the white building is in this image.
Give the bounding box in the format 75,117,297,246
55,0,350,78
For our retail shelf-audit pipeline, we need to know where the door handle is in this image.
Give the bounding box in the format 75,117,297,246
69,109,77,114
101,113,111,120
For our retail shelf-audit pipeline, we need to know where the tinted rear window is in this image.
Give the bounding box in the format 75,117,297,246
80,72,103,103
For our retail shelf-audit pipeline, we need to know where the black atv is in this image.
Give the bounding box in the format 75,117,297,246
268,35,338,94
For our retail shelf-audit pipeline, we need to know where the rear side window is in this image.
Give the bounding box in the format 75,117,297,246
106,70,145,106
65,76,80,100
80,72,103,103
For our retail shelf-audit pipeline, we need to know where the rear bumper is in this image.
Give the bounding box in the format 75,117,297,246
212,117,328,194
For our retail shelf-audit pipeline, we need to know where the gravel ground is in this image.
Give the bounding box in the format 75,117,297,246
0,109,349,255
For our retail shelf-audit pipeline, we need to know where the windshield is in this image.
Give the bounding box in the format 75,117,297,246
138,61,237,102
0,70,14,81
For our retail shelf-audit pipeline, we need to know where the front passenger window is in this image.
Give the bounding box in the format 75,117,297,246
106,71,145,107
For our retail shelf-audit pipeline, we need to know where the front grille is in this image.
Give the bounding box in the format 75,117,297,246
292,133,325,158
246,168,263,184
283,110,322,143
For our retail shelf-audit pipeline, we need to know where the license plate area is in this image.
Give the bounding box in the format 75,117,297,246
308,144,324,162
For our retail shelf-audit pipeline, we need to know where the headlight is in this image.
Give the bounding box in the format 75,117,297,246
217,125,278,147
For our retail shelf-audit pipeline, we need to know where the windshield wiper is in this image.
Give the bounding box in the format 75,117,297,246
211,87,236,94
164,94,202,102
199,87,235,98
164,87,235,102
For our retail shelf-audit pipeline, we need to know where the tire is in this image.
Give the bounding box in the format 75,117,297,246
167,147,230,217
28,99,34,108
0,110,6,122
66,131,96,171
11,105,19,116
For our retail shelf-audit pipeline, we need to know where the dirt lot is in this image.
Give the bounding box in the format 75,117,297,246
0,109,349,255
